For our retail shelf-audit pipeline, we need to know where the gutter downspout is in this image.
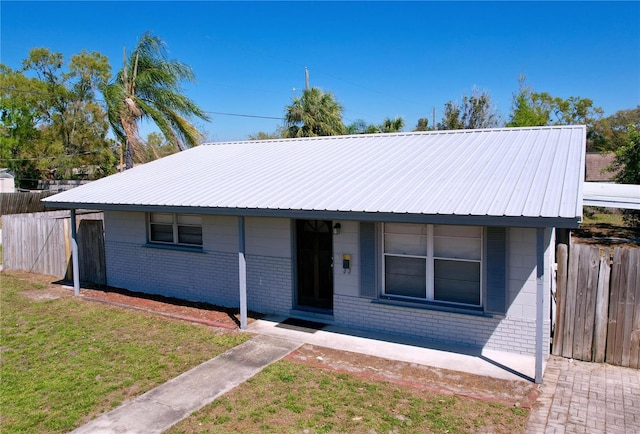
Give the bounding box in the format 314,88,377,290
70,209,80,296
535,227,545,384
238,216,247,330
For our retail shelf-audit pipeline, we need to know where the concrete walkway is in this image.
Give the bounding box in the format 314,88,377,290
247,315,539,382
526,356,640,433
71,335,300,434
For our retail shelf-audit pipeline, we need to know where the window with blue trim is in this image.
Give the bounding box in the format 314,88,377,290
382,223,482,307
148,213,202,247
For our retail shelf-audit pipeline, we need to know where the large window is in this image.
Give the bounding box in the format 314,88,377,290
148,213,202,247
383,223,482,307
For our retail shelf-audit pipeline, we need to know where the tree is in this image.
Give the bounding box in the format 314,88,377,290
507,78,603,129
379,116,405,133
248,127,285,141
589,106,640,153
283,87,346,137
608,125,640,225
438,89,500,130
1,48,117,187
103,32,209,169
413,118,430,131
346,119,378,135
136,132,179,163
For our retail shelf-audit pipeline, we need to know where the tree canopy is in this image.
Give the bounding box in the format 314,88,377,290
438,89,500,130
283,87,346,137
1,49,116,188
103,32,209,169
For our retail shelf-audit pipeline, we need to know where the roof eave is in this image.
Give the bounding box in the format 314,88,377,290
42,201,582,228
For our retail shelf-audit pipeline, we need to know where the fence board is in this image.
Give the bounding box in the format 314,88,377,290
606,248,623,363
612,248,630,365
621,248,639,367
573,244,589,359
0,192,55,215
562,244,580,359
553,244,568,356
593,254,610,363
581,246,599,361
631,256,640,369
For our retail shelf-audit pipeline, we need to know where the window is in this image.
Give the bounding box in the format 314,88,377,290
148,213,202,247
382,223,482,307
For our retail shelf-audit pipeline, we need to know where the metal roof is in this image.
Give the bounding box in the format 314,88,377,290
583,182,640,210
43,126,586,227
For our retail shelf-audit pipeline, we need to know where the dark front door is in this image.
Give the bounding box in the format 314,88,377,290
296,220,333,311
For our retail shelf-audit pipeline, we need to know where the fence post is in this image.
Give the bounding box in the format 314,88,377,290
70,209,80,296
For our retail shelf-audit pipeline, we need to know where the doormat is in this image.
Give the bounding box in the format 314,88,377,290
276,318,326,333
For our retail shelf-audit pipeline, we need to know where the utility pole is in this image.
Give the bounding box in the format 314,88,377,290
432,107,436,130
305,67,309,90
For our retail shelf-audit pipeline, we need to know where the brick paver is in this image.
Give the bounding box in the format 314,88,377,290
527,356,640,433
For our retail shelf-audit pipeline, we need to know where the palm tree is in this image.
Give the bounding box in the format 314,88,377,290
379,116,405,133
284,87,346,137
103,32,209,169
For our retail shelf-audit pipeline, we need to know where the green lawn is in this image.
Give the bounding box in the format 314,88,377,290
0,273,249,434
168,359,529,434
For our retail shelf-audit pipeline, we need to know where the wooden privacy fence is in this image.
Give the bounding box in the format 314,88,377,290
553,243,640,368
0,191,55,215
1,210,106,285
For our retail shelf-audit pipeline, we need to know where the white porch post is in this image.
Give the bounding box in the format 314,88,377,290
535,227,545,384
238,216,247,330
70,209,80,296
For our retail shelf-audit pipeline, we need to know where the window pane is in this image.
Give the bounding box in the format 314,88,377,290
434,259,480,305
385,233,428,256
434,236,481,260
177,214,201,225
385,223,428,235
178,225,203,245
434,225,481,238
150,224,174,242
150,213,173,224
385,256,426,298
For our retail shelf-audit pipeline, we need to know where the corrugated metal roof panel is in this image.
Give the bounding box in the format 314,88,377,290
44,126,586,224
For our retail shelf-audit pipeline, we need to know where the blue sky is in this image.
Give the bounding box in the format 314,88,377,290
2,1,639,142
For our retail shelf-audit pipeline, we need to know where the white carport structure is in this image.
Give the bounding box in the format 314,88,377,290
583,182,640,210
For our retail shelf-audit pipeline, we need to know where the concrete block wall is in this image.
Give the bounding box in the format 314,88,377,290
103,211,239,307
246,254,292,315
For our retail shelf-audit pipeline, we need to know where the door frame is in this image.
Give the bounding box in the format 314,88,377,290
293,219,334,313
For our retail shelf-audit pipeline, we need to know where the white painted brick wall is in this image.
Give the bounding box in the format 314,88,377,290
246,254,292,315
334,294,549,355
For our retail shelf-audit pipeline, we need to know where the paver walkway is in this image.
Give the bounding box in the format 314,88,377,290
71,334,300,434
526,355,640,433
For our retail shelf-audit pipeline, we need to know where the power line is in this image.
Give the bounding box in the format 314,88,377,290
1,86,285,121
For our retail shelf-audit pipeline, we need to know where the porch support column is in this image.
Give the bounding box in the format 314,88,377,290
70,209,80,296
238,216,247,330
535,227,545,384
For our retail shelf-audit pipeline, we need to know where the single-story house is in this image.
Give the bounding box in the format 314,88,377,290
44,126,587,382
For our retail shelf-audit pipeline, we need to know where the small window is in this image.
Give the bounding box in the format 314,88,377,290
148,213,202,247
382,223,482,307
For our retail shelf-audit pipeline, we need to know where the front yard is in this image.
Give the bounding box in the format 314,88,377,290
0,272,248,433
1,272,533,433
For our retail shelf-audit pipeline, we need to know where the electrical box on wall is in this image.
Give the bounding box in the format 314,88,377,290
342,254,351,272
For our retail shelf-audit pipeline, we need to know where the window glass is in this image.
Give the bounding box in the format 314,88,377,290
434,259,481,305
433,236,481,260
150,213,173,224
385,233,428,256
178,225,203,245
148,213,202,246
150,224,173,243
177,214,201,225
384,256,426,298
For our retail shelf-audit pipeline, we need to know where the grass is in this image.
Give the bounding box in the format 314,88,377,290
0,273,249,434
167,360,530,434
